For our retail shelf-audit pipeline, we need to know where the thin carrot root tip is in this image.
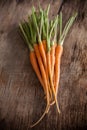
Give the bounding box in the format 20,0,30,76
30,105,49,128
50,101,55,106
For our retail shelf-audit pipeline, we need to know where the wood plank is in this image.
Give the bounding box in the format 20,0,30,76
0,0,87,130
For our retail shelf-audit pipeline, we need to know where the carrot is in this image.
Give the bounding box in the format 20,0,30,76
53,12,63,94
32,7,50,106
46,14,60,112
41,7,53,101
32,8,53,105
38,10,47,70
42,39,53,102
42,11,53,103
30,43,50,126
31,43,51,127
38,43,47,68
38,42,53,101
34,44,49,102
19,17,50,127
30,8,51,127
54,12,77,95
46,51,60,112
54,45,63,94
29,51,46,92
32,7,53,103
19,22,46,92
50,23,57,82
50,44,56,80
50,43,56,106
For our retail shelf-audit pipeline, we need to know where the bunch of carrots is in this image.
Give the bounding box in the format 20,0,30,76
19,5,77,127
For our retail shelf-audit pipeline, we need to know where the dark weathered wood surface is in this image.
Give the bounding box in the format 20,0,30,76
0,0,87,130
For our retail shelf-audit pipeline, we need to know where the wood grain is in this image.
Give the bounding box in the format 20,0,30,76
0,0,87,130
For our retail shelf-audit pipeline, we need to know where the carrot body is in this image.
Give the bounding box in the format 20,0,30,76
30,44,50,127
50,44,56,80
54,45,63,95
34,44,50,105
34,44,47,88
38,42,47,69
39,41,52,102
30,51,45,92
47,52,51,79
50,43,56,105
47,51,60,113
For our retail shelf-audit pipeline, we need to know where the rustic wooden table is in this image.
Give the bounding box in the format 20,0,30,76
0,0,87,130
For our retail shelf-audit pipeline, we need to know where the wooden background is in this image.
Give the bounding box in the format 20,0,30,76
0,0,87,130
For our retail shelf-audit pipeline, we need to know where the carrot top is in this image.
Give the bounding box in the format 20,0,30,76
46,15,58,52
19,23,33,51
59,12,77,46
32,7,43,44
42,5,50,40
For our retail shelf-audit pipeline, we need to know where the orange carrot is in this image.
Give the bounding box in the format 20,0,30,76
29,51,46,93
39,8,53,101
54,45,63,95
54,12,77,95
30,43,50,127
45,14,61,111
50,17,58,84
32,7,47,74
50,44,56,106
19,23,46,93
47,51,60,113
34,43,52,102
34,44,50,105
50,44,56,80
38,43,47,69
42,40,53,103
30,8,51,127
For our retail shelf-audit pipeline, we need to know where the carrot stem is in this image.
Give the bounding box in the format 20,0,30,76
19,23,33,51
32,7,41,43
59,13,77,45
